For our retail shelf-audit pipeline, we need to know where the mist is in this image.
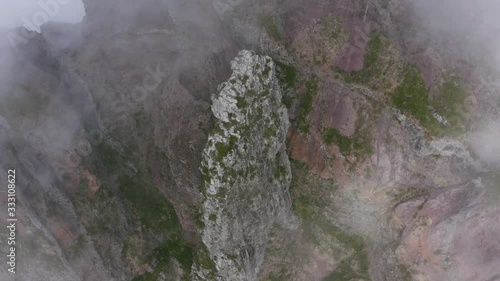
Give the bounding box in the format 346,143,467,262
411,0,500,65
410,0,500,169
0,0,85,31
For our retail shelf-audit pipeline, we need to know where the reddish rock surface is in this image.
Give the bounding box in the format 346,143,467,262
395,185,500,281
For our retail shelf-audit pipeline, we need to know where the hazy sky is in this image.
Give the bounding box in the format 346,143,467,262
0,0,85,31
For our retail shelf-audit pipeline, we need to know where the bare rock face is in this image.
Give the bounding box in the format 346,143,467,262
195,50,297,281
394,180,500,281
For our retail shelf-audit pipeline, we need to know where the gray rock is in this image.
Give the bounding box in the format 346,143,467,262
194,50,297,281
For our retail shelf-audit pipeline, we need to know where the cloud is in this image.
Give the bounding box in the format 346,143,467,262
411,0,500,65
472,121,500,168
409,0,500,169
0,0,85,31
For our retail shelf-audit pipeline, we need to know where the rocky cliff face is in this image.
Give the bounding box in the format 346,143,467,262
195,50,297,281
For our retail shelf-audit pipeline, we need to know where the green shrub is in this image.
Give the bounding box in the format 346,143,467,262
322,128,373,158
392,64,431,126
297,78,318,134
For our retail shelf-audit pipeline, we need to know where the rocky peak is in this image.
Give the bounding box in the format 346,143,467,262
194,50,297,280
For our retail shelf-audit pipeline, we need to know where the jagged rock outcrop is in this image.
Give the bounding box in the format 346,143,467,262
194,50,297,281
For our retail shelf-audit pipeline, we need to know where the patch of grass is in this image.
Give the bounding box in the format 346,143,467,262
265,267,293,281
275,61,298,108
337,30,384,86
275,61,297,88
320,15,344,40
119,176,182,235
317,217,369,280
65,236,85,258
430,75,469,136
121,176,194,279
214,134,238,162
392,64,432,126
297,77,319,134
293,194,316,219
263,64,272,77
193,245,218,279
399,265,413,281
289,161,369,280
209,214,217,221
322,128,353,155
260,14,282,41
322,128,373,159
364,31,383,68
242,74,249,85
94,142,120,171
155,240,193,273
236,96,248,109
264,127,277,139
132,239,194,281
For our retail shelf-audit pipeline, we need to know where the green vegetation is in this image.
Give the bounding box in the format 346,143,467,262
264,127,277,139
274,154,287,179
316,215,369,281
297,78,319,134
391,64,431,126
430,75,469,135
289,161,370,281
120,176,194,280
399,265,413,281
275,61,298,108
214,134,238,162
320,15,343,40
260,14,282,41
265,267,293,281
193,246,218,279
235,95,247,109
275,61,297,88
154,241,193,273
333,29,469,137
324,257,369,281
95,142,120,171
132,239,194,281
337,30,385,87
242,75,249,85
65,236,85,258
391,65,470,137
364,31,383,68
263,64,272,77
321,128,373,159
322,128,352,155
119,176,182,234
